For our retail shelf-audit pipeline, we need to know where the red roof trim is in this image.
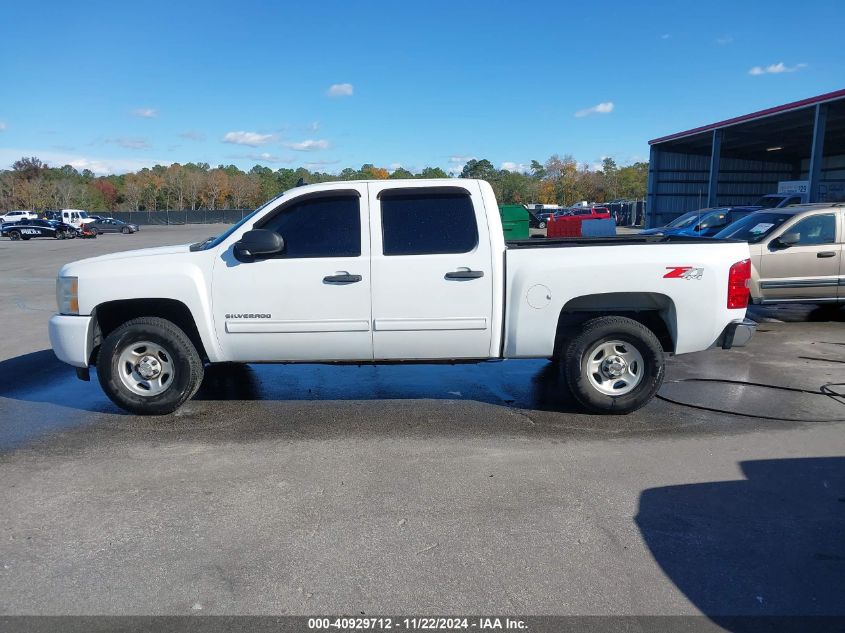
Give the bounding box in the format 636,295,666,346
649,88,845,146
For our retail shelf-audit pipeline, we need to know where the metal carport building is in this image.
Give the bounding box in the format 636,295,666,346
646,88,845,228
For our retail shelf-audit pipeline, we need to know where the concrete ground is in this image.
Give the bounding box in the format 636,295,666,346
0,225,843,618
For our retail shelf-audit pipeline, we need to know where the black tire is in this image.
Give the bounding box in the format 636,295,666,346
539,221,546,229
97,316,204,415
562,316,665,414
9,230,21,241
122,226,131,234
56,231,66,240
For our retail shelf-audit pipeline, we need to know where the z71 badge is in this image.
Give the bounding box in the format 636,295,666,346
664,266,704,280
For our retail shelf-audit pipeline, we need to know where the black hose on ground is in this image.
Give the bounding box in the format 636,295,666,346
656,378,845,423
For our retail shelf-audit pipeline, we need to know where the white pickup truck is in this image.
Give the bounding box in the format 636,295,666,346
49,179,756,415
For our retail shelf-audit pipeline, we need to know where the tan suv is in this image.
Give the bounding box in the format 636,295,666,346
715,203,844,304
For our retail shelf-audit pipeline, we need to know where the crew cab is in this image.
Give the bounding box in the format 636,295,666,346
45,209,95,229
49,179,756,416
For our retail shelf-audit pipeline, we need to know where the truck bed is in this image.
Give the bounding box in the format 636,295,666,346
506,235,735,248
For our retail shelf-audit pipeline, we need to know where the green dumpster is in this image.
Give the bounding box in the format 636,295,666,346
499,204,530,240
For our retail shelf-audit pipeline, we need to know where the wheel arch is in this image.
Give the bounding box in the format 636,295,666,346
553,292,677,356
92,298,209,363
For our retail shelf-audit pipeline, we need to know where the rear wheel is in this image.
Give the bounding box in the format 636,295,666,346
97,317,204,415
8,230,21,241
539,221,547,229
562,316,665,414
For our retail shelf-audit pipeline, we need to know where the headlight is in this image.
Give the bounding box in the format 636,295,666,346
56,276,79,315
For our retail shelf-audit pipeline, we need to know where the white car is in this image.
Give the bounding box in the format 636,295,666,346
49,178,756,415
0,210,38,224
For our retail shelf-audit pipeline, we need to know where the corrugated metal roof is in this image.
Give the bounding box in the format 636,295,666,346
649,88,845,145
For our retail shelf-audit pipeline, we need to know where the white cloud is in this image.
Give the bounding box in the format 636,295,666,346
447,155,475,175
303,159,340,169
132,107,157,118
308,121,320,131
107,137,151,150
500,161,530,173
222,131,275,146
0,147,164,175
660,33,671,40
240,152,294,164
179,130,205,141
715,35,733,45
326,83,354,98
574,102,615,118
749,62,807,75
0,122,6,131
282,139,330,151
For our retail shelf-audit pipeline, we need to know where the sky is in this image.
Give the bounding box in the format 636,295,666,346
0,0,843,176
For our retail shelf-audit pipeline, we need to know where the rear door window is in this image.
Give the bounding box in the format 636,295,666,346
790,214,836,245
381,191,478,255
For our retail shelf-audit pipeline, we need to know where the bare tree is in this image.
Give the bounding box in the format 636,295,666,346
123,175,143,211
185,170,204,210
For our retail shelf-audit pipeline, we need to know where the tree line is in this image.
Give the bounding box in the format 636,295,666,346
0,155,647,212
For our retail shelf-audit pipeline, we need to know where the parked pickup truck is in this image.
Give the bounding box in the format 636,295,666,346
49,179,756,415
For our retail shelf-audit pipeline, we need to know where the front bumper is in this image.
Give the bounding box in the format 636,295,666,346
48,314,94,368
718,318,757,349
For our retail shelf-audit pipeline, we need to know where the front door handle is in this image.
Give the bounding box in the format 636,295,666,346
445,269,484,280
817,251,836,258
323,273,362,284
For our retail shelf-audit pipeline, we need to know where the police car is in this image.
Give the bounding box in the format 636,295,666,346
1,219,79,240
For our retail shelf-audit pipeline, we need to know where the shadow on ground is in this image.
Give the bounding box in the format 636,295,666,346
0,349,581,414
749,303,845,323
636,456,845,629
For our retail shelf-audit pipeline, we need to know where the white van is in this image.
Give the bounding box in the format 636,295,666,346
59,209,95,228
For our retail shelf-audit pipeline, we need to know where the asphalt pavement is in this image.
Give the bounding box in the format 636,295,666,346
0,225,843,619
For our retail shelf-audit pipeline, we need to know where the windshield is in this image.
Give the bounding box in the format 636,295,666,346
77,211,89,218
752,195,783,209
665,211,701,228
190,192,286,251
713,212,792,243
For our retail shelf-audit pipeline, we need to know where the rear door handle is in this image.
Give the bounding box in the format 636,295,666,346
323,273,362,284
817,251,836,258
445,269,484,280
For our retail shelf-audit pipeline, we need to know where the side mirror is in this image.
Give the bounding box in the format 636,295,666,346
774,232,800,249
233,229,284,261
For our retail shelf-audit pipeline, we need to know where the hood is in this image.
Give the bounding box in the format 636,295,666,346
60,244,192,274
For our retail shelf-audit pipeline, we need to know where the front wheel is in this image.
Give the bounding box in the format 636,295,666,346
122,226,131,234
562,316,665,414
539,221,547,229
97,317,204,415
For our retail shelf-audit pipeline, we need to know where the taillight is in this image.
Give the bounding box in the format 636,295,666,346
727,258,751,309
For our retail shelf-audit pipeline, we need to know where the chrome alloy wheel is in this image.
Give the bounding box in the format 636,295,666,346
117,340,175,396
585,339,644,396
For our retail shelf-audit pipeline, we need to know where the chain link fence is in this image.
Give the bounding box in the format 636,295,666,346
604,200,645,227
108,202,646,228
108,209,250,225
